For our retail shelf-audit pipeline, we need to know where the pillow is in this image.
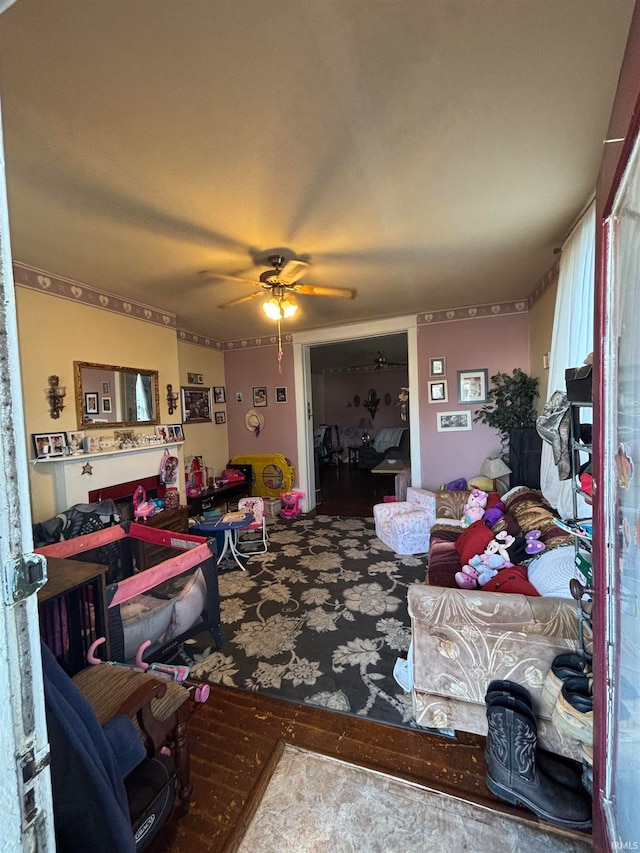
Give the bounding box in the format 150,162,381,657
526,547,575,598
483,565,540,596
454,520,494,566
502,488,572,551
164,568,207,640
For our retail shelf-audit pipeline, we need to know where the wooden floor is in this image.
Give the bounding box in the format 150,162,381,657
317,459,391,516
148,684,540,853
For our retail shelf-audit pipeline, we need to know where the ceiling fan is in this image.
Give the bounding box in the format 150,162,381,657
372,350,407,370
206,254,356,311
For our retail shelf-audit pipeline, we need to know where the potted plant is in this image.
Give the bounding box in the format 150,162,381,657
473,368,541,487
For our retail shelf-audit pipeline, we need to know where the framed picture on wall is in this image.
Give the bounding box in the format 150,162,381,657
253,386,267,407
428,380,448,403
429,357,446,377
457,368,488,404
213,386,226,404
436,410,472,432
215,411,226,425
181,386,212,423
102,396,112,413
84,392,98,415
275,386,287,403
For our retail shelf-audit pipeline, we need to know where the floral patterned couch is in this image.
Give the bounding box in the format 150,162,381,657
407,487,583,758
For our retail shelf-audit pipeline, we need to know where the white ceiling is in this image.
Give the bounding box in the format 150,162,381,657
0,0,634,343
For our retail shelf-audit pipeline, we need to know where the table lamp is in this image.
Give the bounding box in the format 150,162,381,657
480,455,512,493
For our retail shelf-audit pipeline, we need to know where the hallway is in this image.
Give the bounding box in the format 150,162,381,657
316,458,396,517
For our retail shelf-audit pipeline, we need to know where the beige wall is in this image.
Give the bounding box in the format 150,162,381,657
176,339,229,483
528,278,558,409
16,287,181,522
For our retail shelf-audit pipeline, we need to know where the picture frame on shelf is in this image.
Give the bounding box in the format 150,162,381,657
215,411,226,425
429,357,446,377
83,435,101,453
154,425,170,441
101,396,112,413
253,386,267,407
457,368,488,404
436,410,472,432
168,423,184,441
66,430,85,453
114,429,135,444
428,380,448,403
33,432,66,458
213,386,226,404
84,392,99,415
275,386,287,403
181,386,212,423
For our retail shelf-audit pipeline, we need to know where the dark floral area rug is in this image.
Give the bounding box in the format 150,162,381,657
170,514,429,730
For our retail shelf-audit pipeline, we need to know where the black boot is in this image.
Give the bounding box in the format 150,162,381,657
486,696,592,830
485,681,585,792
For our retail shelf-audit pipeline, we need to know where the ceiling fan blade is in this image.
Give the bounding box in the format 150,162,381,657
218,291,264,309
294,284,355,300
278,258,310,285
201,270,262,286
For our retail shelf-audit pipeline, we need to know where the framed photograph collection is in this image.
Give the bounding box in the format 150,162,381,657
154,424,185,442
32,432,66,458
436,410,472,432
181,386,212,423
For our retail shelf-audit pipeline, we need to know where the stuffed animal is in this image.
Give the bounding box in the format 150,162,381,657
485,531,514,564
455,563,480,589
462,488,488,528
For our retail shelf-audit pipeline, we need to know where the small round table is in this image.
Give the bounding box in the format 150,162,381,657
190,512,254,572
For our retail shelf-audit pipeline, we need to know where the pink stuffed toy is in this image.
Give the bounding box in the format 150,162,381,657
455,564,480,589
461,488,488,528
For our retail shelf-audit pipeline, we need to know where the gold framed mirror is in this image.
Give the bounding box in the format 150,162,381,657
73,361,160,430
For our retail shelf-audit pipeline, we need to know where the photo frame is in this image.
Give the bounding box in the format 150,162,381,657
187,372,204,385
83,435,101,453
213,386,226,404
436,410,472,432
253,386,267,407
154,425,170,441
102,396,112,413
236,391,243,403
66,430,85,453
168,424,184,441
275,386,287,403
84,392,98,415
428,380,448,403
215,411,226,425
33,432,66,458
114,429,135,444
181,386,212,423
101,381,110,395
429,357,446,377
457,368,489,404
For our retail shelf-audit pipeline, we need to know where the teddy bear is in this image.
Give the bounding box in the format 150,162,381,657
455,535,513,589
461,488,488,528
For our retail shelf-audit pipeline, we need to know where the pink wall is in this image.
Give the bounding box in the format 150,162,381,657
225,342,298,467
418,313,530,490
318,368,409,448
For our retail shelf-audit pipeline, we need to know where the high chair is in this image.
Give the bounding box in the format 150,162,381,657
234,496,269,554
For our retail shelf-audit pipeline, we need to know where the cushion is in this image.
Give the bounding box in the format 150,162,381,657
503,488,572,551
164,568,207,640
454,520,494,566
427,526,464,587
483,565,540,596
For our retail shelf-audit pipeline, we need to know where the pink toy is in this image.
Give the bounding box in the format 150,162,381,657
133,484,156,521
87,638,210,703
461,488,488,528
455,564,480,589
280,489,304,517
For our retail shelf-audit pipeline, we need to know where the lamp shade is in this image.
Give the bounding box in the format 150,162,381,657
480,455,512,479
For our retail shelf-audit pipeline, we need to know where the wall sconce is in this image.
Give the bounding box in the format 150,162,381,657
167,384,179,415
47,375,66,419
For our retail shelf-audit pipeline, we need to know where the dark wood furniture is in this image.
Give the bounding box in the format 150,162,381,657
186,480,251,516
38,556,110,676
134,505,189,571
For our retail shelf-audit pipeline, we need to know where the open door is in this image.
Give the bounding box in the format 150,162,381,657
595,4,640,847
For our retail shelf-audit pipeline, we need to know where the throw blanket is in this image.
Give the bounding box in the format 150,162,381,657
373,428,405,454
41,642,136,852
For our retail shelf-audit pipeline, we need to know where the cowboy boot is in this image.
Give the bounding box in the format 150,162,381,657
486,695,592,829
485,681,584,792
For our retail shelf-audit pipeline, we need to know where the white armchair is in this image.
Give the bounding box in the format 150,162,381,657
373,487,436,555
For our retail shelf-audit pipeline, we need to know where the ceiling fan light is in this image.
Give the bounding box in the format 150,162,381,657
262,297,282,320
281,297,298,318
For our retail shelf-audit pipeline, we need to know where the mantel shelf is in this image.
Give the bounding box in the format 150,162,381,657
32,441,184,464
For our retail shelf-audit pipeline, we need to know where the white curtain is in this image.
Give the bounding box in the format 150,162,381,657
540,200,595,516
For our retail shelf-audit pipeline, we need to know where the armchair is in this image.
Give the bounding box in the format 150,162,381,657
373,487,436,555
43,641,192,852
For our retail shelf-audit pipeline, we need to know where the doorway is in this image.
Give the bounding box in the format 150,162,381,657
292,316,420,515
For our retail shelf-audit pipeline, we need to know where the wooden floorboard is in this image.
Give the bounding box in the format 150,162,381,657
147,684,544,853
